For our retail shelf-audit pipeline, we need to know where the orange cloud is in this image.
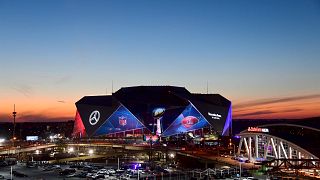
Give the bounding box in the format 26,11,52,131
233,94,320,119
0,97,76,122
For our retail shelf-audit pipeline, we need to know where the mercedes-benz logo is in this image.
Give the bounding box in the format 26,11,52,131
89,110,100,125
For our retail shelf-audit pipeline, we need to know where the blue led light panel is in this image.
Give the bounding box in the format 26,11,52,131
95,105,144,135
162,104,210,136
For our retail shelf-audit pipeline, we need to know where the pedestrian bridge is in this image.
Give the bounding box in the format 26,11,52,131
237,124,320,162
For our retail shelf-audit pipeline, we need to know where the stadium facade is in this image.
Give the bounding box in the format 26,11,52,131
73,86,232,138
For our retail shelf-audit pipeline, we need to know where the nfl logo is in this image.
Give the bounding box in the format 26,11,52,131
119,116,127,126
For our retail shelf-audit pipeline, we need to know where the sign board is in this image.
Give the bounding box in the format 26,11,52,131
26,136,39,141
247,127,269,133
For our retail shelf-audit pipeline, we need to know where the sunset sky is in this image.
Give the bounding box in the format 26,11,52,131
0,0,320,122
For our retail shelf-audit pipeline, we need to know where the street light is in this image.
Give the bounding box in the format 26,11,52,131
88,149,94,155
229,143,236,157
239,161,242,179
68,147,74,153
169,153,175,165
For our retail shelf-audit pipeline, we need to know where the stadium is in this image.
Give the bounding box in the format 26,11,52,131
73,86,232,138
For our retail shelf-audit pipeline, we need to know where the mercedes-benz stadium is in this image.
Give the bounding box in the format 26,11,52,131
73,86,232,138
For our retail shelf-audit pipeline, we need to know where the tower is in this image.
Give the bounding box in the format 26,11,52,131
13,104,17,139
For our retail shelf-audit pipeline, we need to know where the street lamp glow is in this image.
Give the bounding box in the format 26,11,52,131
169,153,174,158
35,150,40,154
68,147,74,153
88,149,94,155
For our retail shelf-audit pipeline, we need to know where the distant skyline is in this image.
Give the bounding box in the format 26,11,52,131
0,0,320,122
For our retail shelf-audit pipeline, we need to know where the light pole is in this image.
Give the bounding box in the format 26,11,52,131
88,149,93,155
233,144,236,157
12,104,17,149
239,161,242,179
68,147,74,153
10,166,13,180
169,153,175,164
117,157,120,170
13,105,16,139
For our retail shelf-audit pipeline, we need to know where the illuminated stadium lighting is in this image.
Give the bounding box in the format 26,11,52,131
74,86,232,138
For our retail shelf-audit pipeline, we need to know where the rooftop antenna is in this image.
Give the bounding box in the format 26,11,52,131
112,80,114,94
206,81,209,94
13,104,17,140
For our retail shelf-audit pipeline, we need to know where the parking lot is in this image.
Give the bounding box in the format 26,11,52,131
0,162,192,180
0,163,63,179
0,161,257,180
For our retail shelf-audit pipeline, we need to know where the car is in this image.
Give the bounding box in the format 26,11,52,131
75,172,87,178
115,169,125,175
120,174,131,180
59,168,76,175
97,168,109,174
220,154,228,158
91,173,107,179
70,164,83,169
0,161,8,167
26,161,37,168
108,169,116,174
93,165,104,169
83,165,93,171
254,161,263,165
231,156,238,160
66,173,76,178
245,160,251,163
12,170,28,177
53,166,63,172
43,165,58,171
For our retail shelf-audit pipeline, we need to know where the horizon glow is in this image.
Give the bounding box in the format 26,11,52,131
0,0,319,122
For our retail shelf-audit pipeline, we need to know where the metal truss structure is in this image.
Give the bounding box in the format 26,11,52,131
237,133,319,162
264,159,320,170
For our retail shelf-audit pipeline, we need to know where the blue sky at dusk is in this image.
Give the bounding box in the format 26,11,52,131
0,0,320,121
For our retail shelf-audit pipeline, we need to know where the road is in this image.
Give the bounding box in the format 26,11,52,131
181,150,260,170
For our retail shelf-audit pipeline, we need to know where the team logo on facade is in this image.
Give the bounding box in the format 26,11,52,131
89,110,100,125
119,116,127,126
181,116,199,128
